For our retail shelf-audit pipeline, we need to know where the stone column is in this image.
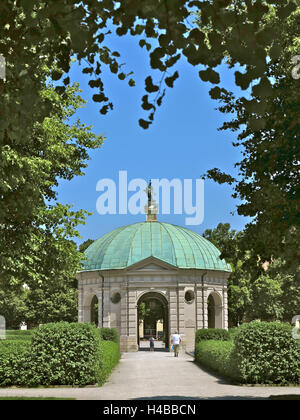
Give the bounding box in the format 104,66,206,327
178,286,185,349
223,286,228,330
120,285,128,352
97,286,103,328
203,287,209,329
196,285,205,329
169,289,177,340
78,284,84,323
102,287,110,328
127,289,138,351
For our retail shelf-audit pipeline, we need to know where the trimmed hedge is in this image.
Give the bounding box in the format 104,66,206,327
99,327,119,344
0,340,34,386
98,341,120,385
195,340,240,382
195,328,230,343
0,323,121,387
195,322,300,385
233,321,300,385
30,322,103,386
0,339,30,354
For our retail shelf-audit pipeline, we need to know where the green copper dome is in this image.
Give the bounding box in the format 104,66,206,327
80,222,232,273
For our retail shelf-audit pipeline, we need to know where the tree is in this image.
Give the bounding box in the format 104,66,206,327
1,1,297,127
247,274,284,321
203,223,300,324
202,222,242,265
0,82,103,287
268,259,300,322
203,223,251,325
138,300,164,323
79,239,94,253
0,289,27,329
0,81,103,326
203,3,300,267
0,205,84,327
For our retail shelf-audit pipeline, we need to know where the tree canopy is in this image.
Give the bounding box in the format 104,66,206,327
203,223,300,325
0,81,103,327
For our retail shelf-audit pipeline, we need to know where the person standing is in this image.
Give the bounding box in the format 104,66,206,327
149,335,155,352
171,331,181,357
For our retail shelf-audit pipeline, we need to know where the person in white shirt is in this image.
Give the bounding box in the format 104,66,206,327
171,331,181,357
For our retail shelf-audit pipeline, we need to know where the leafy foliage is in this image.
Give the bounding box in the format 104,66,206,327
233,322,300,384
138,299,164,325
203,223,300,325
194,340,239,381
202,5,300,266
0,82,103,327
0,82,103,288
99,327,120,345
0,0,297,131
98,341,120,386
79,239,95,253
195,322,300,385
0,323,120,387
195,328,230,343
30,322,103,386
0,340,35,387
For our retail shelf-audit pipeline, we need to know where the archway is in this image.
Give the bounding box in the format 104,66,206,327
137,292,169,350
90,295,99,327
207,292,223,329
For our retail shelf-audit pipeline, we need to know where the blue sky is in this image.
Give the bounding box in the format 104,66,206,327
56,32,251,245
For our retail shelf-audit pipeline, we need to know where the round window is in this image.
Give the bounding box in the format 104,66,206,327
111,292,121,304
185,290,195,304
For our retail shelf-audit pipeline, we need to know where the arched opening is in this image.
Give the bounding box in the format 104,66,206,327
137,292,169,350
90,295,99,327
207,292,223,329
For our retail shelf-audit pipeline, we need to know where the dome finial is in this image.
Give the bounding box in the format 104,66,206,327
144,180,158,221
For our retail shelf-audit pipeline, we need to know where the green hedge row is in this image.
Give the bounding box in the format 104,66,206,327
99,341,120,385
0,340,30,354
30,322,103,386
195,340,239,381
195,328,230,343
99,327,119,344
0,340,35,387
0,323,120,387
195,322,300,385
234,322,300,385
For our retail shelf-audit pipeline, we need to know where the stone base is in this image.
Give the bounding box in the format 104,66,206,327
120,335,138,352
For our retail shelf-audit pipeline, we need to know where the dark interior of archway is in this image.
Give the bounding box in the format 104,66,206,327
91,295,99,327
207,295,215,329
137,294,169,350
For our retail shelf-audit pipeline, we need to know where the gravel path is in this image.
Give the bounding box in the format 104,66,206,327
0,351,299,400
